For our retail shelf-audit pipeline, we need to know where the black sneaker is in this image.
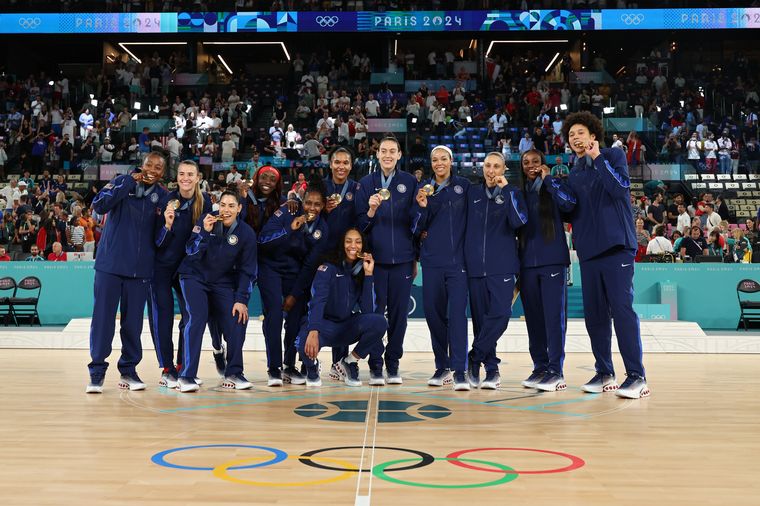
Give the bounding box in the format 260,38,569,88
467,352,481,388
534,372,567,392
339,358,361,387
283,366,306,385
213,345,226,378
267,368,283,387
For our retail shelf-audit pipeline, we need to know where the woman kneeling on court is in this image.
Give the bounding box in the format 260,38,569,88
176,191,258,392
297,228,387,387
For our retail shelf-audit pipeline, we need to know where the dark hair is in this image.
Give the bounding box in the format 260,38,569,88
561,111,604,145
379,135,402,151
321,228,369,284
518,149,556,244
219,190,241,204
653,225,665,237
329,146,354,164
247,166,283,233
304,174,327,202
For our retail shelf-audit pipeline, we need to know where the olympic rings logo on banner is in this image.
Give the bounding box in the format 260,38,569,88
151,444,585,489
18,17,42,30
620,14,644,25
316,16,339,27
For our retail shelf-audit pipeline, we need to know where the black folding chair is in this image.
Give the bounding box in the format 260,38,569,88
736,279,760,331
0,276,16,326
10,276,42,326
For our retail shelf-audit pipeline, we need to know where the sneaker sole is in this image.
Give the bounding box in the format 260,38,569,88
480,381,501,390
118,381,146,391
85,386,103,394
306,380,322,387
344,379,362,387
581,383,619,394
368,378,386,386
267,379,284,387
453,383,471,391
222,381,252,390
178,385,199,393
535,382,567,392
159,379,179,389
387,378,403,385
616,387,650,399
283,376,307,385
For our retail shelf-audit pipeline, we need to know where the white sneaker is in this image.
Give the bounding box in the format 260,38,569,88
452,371,470,391
306,361,322,387
329,363,346,381
267,369,284,387
118,375,146,391
521,371,545,388
581,373,618,393
86,379,103,394
159,371,179,389
221,375,253,390
386,369,403,385
615,375,650,399
368,369,386,386
177,377,199,393
534,373,567,392
195,377,204,386
427,369,453,387
480,371,501,390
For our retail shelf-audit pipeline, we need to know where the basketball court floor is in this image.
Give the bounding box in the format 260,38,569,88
1,343,758,505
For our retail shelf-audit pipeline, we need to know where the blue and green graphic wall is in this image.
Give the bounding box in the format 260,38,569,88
1,262,758,330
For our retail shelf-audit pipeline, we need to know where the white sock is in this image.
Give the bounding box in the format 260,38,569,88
344,354,358,364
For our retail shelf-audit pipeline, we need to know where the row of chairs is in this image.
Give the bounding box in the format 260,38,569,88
684,174,760,181
0,276,42,326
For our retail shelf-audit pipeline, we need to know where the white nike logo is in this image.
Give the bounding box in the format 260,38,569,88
405,275,413,279
336,274,345,277
621,263,631,267
551,272,560,277
503,278,510,282
474,199,482,203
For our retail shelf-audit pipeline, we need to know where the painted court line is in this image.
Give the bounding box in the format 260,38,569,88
354,386,376,506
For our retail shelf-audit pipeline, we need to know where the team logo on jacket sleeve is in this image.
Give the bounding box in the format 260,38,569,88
454,185,463,194
150,193,159,203
192,225,201,233
397,183,407,193
313,230,322,240
274,209,282,217
104,183,114,190
228,234,239,245
495,195,505,204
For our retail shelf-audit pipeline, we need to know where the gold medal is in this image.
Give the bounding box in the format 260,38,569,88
422,184,435,196
330,193,342,205
378,188,391,200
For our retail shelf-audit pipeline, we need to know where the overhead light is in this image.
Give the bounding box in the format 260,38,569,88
48,80,54,86
118,43,142,64
603,107,615,114
203,41,291,61
486,40,568,57
217,54,233,75
134,101,141,110
544,52,561,73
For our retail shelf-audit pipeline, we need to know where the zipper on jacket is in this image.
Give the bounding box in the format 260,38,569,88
448,198,455,265
482,198,489,277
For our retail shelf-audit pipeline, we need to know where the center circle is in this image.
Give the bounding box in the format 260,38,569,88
299,446,435,473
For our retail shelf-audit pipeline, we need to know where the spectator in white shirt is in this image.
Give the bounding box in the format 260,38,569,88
646,225,674,254
611,133,624,150
225,164,243,184
704,203,722,235
518,132,534,154
221,133,237,163
489,110,508,142
676,204,691,236
365,94,380,117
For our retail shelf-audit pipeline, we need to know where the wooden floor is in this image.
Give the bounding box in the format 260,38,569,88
0,349,758,505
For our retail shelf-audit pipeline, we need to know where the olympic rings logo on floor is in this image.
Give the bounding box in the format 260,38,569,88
150,444,585,489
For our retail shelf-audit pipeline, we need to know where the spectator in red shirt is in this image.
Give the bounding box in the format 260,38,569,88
435,85,449,107
47,242,67,262
0,246,10,261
